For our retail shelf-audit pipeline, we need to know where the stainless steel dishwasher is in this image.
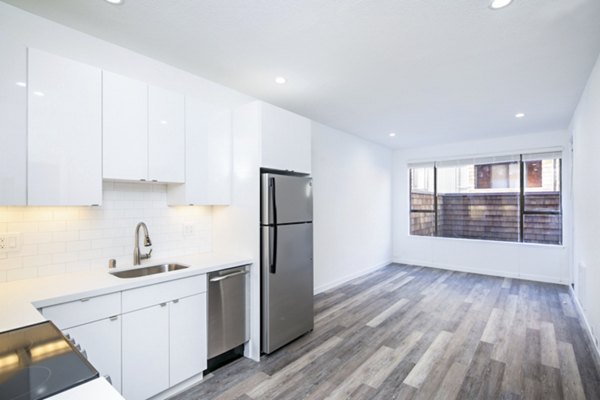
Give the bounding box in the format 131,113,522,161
207,265,250,363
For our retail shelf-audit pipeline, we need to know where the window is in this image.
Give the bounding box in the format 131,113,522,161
475,162,519,189
409,165,435,236
409,152,562,245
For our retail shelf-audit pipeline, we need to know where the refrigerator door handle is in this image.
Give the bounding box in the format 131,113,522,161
270,177,278,274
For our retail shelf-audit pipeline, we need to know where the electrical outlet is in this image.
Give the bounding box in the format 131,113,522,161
182,224,195,237
0,233,20,253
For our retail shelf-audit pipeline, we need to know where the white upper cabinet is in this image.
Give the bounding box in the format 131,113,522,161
102,75,185,183
167,97,232,205
260,102,311,174
28,49,102,206
0,34,27,205
102,71,148,181
148,86,185,183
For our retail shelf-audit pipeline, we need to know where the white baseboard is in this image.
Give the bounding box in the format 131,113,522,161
313,260,391,294
569,286,600,369
393,257,568,285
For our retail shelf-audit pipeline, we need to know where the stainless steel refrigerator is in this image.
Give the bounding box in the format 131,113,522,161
260,171,314,354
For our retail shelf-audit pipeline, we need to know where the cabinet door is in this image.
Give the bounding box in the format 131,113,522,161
0,34,26,205
148,86,185,183
28,49,102,206
122,304,169,400
261,102,311,174
102,71,148,181
64,316,122,393
169,293,207,386
167,98,231,205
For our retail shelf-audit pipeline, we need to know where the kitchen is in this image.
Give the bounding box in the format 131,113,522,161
1,1,600,399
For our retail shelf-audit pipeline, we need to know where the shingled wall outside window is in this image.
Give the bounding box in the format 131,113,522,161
409,152,562,245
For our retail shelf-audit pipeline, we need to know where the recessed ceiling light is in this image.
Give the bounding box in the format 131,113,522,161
160,120,168,125
275,76,287,85
515,113,525,118
489,0,513,10
389,132,397,137
15,81,27,87
33,91,45,97
105,0,124,4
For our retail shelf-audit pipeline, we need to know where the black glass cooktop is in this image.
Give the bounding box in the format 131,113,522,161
0,321,98,400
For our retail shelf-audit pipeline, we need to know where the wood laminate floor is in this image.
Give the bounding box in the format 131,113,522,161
170,264,600,400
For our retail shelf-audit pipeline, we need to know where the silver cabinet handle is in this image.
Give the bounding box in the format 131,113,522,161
173,299,179,304
209,270,249,282
109,315,118,321
160,302,167,307
80,298,91,302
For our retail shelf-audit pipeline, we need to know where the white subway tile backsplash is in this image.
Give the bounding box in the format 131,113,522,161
52,231,80,243
79,249,102,261
0,258,21,271
7,221,38,233
0,183,213,282
23,232,53,245
6,268,37,282
23,208,53,222
38,264,66,277
79,229,105,240
14,245,38,257
38,221,67,232
22,255,48,268
38,242,66,255
66,241,91,253
52,252,79,264
0,209,24,223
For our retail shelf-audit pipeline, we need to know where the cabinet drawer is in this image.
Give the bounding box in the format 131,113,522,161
122,274,206,313
41,292,121,330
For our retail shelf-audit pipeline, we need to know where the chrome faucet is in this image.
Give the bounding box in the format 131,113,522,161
133,222,152,265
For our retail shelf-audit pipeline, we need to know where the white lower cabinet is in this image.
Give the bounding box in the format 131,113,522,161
122,304,170,400
121,277,207,400
170,293,207,386
42,274,207,400
63,316,122,393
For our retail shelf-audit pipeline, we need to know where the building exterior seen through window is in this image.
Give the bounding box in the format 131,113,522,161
409,152,562,245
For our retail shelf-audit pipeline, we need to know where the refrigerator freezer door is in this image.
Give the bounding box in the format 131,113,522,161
261,223,314,354
261,173,312,225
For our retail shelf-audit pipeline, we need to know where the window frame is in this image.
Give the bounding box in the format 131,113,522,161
408,153,563,245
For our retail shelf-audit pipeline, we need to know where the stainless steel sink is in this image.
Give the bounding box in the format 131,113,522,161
111,263,189,278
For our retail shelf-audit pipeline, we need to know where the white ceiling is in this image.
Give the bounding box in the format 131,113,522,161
3,0,600,148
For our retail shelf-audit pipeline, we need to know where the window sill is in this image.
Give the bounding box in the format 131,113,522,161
406,233,565,249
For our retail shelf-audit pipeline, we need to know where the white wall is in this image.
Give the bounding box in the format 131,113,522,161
0,183,212,282
392,130,572,284
312,123,393,293
571,52,600,352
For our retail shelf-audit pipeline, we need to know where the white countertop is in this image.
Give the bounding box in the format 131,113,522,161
48,378,125,400
0,252,252,333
